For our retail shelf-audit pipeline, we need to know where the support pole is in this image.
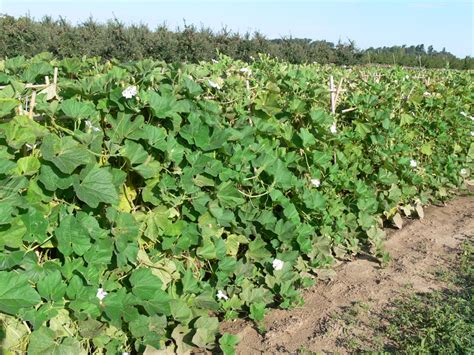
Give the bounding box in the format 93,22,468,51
330,75,335,114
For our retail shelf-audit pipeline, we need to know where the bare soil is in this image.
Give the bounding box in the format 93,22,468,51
222,194,474,354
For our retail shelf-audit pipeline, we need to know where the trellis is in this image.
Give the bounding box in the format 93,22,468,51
0,67,59,120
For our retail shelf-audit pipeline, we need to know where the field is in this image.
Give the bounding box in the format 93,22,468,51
0,53,473,354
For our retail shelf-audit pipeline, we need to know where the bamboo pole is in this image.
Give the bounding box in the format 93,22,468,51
0,83,49,90
53,67,58,85
28,91,37,119
334,77,344,108
329,75,335,114
341,107,357,113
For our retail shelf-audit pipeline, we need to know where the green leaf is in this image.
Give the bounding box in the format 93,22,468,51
249,301,266,322
28,326,82,355
0,98,18,117
181,269,200,294
0,271,41,315
147,91,188,119
303,190,326,211
183,77,203,97
60,98,96,120
219,333,240,355
354,121,371,138
106,112,144,144
37,270,67,301
400,113,414,126
130,268,163,300
378,168,398,186
169,299,193,324
217,181,245,208
55,215,91,256
73,165,119,208
421,143,433,156
21,207,49,243
41,134,92,174
197,237,218,260
16,156,41,175
2,115,49,149
120,139,148,166
0,175,28,199
39,163,74,191
0,217,26,248
192,316,219,348
299,128,316,147
22,62,52,82
247,237,271,261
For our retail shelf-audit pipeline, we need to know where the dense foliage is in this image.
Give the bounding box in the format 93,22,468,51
1,15,473,69
0,53,472,353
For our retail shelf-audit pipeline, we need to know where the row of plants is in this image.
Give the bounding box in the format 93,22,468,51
0,53,472,353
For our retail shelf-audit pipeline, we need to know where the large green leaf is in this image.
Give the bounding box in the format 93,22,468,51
60,98,96,120
73,165,119,208
55,215,91,256
28,326,83,355
130,268,163,300
0,271,41,315
147,91,189,119
41,134,93,174
217,181,245,208
2,115,49,149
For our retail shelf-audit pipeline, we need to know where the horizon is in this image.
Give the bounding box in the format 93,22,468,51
0,0,473,58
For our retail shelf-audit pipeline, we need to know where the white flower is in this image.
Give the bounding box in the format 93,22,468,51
211,59,219,64
423,91,431,97
208,80,221,90
410,159,417,168
122,85,137,99
471,131,474,136
272,258,284,271
85,120,100,132
240,67,251,75
330,122,337,134
460,111,467,117
216,290,228,301
460,168,468,175
311,178,321,187
96,288,107,301
122,353,130,355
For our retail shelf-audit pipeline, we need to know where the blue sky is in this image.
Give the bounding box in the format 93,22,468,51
1,0,472,57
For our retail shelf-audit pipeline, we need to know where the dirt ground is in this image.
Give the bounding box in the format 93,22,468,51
222,194,474,354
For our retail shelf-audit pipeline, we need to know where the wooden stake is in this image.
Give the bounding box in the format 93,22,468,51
53,67,58,85
29,91,37,119
341,107,357,113
0,83,49,90
330,75,335,114
334,77,344,108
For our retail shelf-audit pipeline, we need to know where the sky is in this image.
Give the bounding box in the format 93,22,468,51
0,0,472,57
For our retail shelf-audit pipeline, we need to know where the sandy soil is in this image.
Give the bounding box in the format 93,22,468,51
222,194,474,354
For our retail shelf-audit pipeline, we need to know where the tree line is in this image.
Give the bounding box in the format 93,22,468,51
0,15,472,69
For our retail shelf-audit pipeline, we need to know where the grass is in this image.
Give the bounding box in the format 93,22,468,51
334,240,473,353
383,241,473,353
